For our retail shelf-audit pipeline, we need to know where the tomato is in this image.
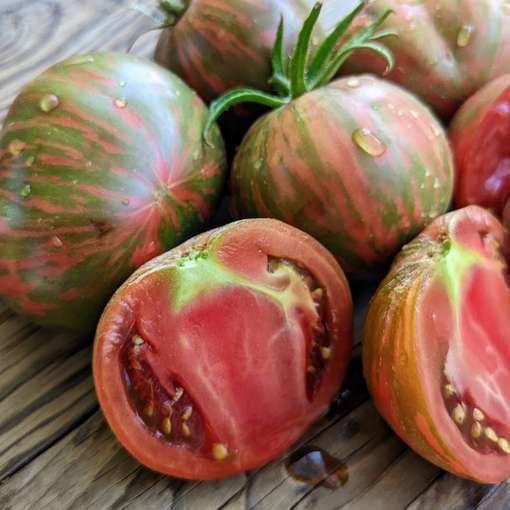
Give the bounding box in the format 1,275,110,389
93,219,353,480
450,74,510,217
363,206,510,483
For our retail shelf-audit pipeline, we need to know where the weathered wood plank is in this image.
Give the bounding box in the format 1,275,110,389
407,473,492,510
0,0,160,123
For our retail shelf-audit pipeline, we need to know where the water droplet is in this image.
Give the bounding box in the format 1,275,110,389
8,139,26,156
114,97,127,108
176,90,181,97
25,156,35,167
352,128,387,157
425,170,431,177
65,55,94,66
39,94,59,113
410,110,419,119
51,236,63,248
86,161,93,168
286,446,349,490
119,80,126,87
72,179,78,185
20,183,31,199
254,160,262,169
457,24,474,48
346,78,360,88
433,178,440,189
192,150,200,161
122,198,130,206
432,125,442,137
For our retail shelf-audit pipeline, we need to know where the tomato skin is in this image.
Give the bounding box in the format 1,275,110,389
363,206,510,483
93,219,352,480
450,74,510,217
338,0,510,119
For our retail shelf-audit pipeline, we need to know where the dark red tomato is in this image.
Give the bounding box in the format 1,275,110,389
364,206,510,483
450,74,510,217
93,219,353,480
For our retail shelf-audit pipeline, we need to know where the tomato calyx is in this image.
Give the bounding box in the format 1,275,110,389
203,2,395,139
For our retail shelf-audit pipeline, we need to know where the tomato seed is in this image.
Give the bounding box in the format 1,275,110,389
212,443,229,461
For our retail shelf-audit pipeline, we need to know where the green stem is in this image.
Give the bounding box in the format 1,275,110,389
204,89,289,142
289,2,322,98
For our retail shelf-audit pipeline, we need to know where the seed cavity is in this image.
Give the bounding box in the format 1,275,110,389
266,256,330,399
352,128,387,157
212,443,229,461
39,94,59,112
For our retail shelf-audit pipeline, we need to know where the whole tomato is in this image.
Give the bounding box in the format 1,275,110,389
207,5,454,277
450,74,510,217
0,53,226,332
154,0,354,103
338,0,510,119
363,206,510,483
93,219,353,480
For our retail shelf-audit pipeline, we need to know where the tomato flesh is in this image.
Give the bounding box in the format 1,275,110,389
93,219,352,479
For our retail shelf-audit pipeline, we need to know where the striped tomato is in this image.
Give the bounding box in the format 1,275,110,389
94,219,353,479
154,0,353,103
206,4,454,277
449,75,510,217
363,206,510,483
0,52,226,332
338,0,510,119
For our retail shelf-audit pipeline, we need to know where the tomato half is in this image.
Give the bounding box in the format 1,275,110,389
450,74,510,217
93,219,353,480
363,206,510,483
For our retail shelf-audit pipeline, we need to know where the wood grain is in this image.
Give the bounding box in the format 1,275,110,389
0,0,508,509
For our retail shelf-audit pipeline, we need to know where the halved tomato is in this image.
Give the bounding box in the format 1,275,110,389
93,219,353,480
363,206,510,483
450,74,510,217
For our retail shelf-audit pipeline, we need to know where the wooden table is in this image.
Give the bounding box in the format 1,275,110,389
0,1,508,508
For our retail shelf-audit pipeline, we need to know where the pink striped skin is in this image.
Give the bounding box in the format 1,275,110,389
154,0,341,103
335,0,510,119
231,75,454,278
0,53,226,332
